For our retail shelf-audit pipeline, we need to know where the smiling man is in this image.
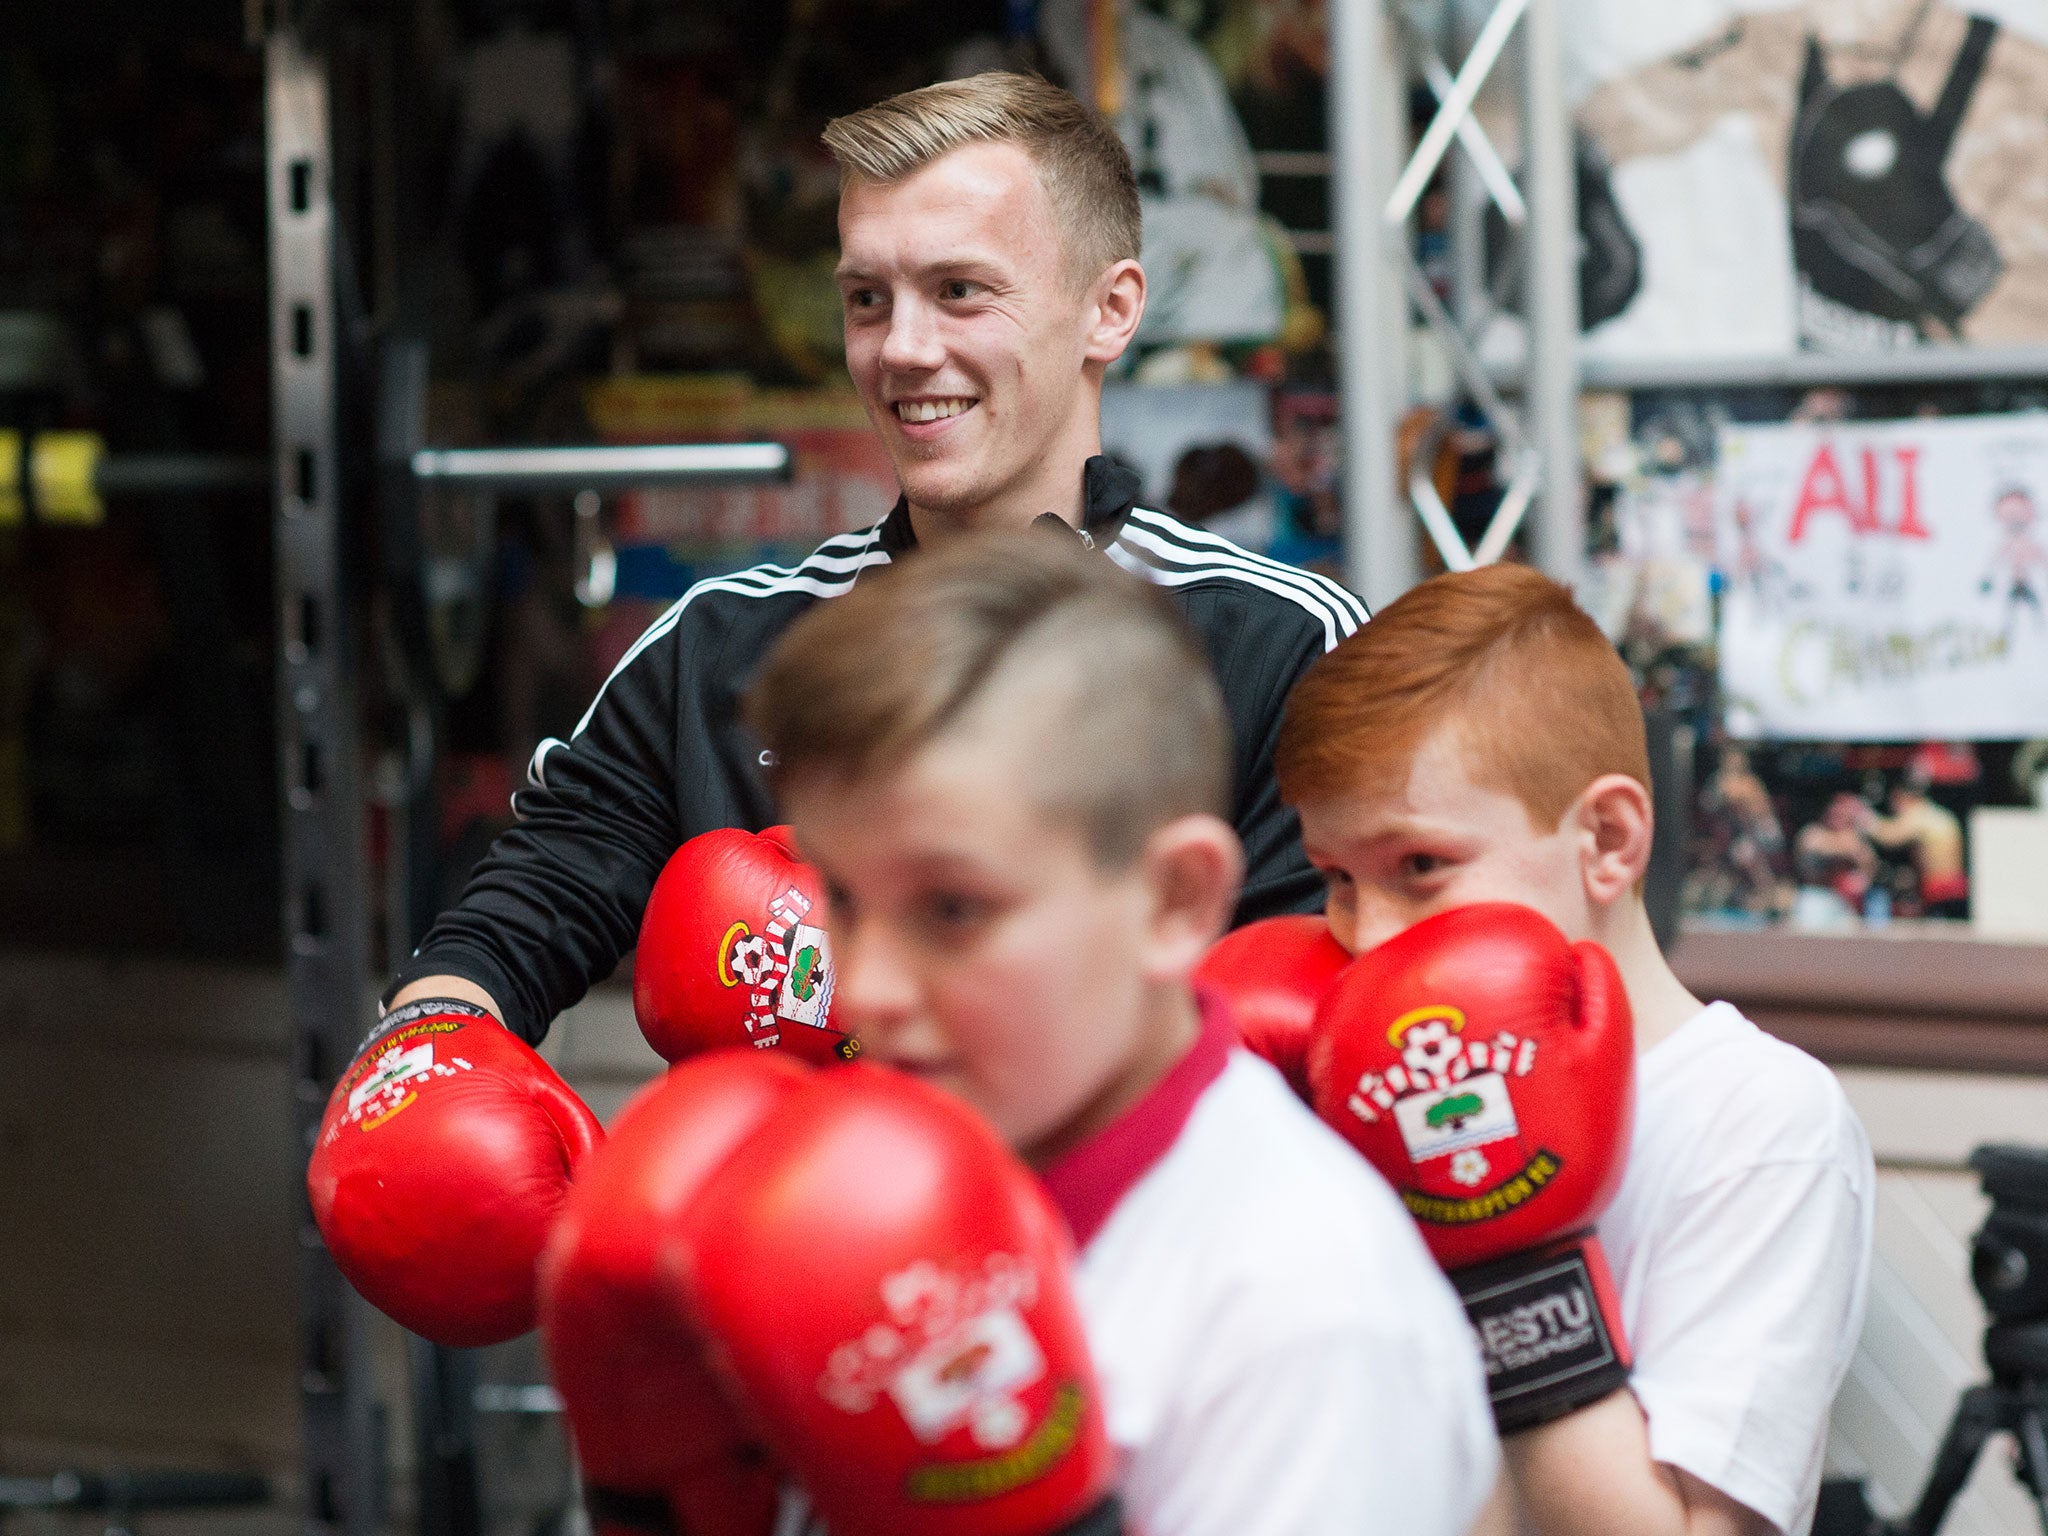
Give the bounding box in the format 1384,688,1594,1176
828,87,1145,538
382,71,1367,1054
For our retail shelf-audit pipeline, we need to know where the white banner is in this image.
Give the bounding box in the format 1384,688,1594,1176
1714,413,2048,739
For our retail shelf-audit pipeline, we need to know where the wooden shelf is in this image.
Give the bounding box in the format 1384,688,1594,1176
1670,922,2048,1074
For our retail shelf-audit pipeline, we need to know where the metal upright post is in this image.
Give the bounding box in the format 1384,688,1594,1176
1330,0,1417,610
1521,0,1585,586
268,30,384,1536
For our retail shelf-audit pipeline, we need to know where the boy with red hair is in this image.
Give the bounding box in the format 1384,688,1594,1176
1275,563,1874,1536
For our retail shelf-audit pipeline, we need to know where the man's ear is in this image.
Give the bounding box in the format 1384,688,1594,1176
1573,773,1654,908
1084,258,1146,366
1138,814,1244,983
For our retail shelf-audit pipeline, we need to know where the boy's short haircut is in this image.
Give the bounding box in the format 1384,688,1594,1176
746,529,1228,867
821,72,1141,291
1276,563,1649,830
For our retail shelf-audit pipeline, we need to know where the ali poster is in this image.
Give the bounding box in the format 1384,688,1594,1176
1561,0,2048,358
1714,412,2048,738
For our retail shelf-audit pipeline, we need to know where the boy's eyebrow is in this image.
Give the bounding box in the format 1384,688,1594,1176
901,847,1003,879
1312,814,1459,855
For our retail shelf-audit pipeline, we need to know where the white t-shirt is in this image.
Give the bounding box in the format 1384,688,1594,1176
1596,1001,1875,1536
1040,995,1501,1536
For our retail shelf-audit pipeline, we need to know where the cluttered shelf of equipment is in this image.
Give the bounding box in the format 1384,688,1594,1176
1671,922,2048,1073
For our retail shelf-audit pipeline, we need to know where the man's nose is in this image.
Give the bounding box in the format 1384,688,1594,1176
877,296,945,374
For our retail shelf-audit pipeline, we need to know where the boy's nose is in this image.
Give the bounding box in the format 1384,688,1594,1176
829,927,919,1040
1329,898,1406,958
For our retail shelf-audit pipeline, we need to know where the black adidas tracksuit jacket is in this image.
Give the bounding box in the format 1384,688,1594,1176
390,457,1370,1043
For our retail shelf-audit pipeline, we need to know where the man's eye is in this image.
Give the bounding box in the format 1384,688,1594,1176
824,881,857,920
939,278,976,301
844,288,882,311
1400,853,1445,878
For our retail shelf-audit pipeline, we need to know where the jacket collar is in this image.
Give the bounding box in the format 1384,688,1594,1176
876,455,1144,555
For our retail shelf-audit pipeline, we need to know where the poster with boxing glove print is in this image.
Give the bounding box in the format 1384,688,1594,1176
1556,0,2048,359
1714,412,2048,738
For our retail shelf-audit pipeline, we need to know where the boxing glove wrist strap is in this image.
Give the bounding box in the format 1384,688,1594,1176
1051,1494,1125,1536
580,1485,676,1535
1450,1231,1631,1436
359,996,494,1056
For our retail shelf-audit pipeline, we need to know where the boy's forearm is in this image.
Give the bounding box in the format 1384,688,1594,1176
1501,1390,1771,1536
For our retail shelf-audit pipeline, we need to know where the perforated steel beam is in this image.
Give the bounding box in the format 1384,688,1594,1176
268,31,383,1536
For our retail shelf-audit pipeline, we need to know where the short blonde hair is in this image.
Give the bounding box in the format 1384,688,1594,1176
822,72,1141,290
745,529,1227,867
1276,564,1649,830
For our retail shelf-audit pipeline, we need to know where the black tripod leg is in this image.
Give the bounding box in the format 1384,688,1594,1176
1894,1385,2002,1536
2013,1396,2048,1534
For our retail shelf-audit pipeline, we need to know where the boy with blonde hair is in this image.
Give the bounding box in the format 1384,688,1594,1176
744,527,1499,1536
1273,562,1874,1536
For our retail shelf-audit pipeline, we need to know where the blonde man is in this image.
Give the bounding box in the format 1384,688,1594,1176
385,73,1367,1048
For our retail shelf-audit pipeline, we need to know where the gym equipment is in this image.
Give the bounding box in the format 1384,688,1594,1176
257,27,798,1534
0,425,787,526
0,419,786,708
0,430,270,525
0,1467,269,1536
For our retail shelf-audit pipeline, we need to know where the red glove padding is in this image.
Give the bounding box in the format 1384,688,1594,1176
308,998,603,1348
634,826,857,1066
538,1051,811,1536
671,1064,1121,1536
1307,903,1636,1432
1192,915,1351,1101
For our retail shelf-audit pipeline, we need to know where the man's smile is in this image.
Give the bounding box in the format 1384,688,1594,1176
889,396,981,443
894,396,975,421
893,395,978,425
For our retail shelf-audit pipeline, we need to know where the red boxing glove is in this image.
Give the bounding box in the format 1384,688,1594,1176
538,1052,811,1536
1307,903,1636,1432
1192,915,1351,1101
674,1066,1122,1536
634,826,857,1066
308,998,603,1348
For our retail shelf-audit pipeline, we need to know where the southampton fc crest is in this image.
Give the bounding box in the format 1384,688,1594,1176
716,884,836,1047
1342,1005,1562,1225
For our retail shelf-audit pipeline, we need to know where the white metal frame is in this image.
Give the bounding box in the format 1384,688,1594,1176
1332,0,1583,606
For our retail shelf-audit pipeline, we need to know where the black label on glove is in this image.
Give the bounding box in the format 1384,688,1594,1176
582,1484,678,1535
1456,1248,1627,1434
358,996,492,1056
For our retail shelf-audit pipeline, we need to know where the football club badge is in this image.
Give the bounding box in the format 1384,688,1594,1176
1343,1004,1562,1225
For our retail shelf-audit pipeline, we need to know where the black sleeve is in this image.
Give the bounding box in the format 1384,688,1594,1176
386,617,690,1044
1178,587,1328,927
